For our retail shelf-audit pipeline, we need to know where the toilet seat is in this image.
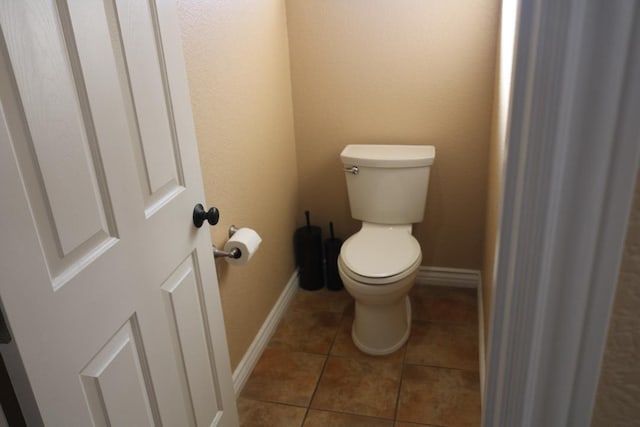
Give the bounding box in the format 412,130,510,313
339,256,422,285
340,226,421,285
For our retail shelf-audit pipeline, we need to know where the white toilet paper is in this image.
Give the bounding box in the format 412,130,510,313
223,227,262,265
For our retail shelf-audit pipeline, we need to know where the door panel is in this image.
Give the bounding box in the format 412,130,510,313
0,0,238,425
0,1,120,290
80,318,160,427
161,255,221,426
0,1,115,258
108,0,185,206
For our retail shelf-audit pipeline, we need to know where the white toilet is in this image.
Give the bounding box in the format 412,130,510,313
338,144,435,355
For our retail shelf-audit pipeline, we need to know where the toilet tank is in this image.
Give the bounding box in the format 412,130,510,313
341,145,435,224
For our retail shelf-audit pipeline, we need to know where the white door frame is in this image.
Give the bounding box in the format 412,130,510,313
484,1,640,426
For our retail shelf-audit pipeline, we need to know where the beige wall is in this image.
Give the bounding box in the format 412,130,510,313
592,170,640,425
482,0,519,344
176,0,298,369
176,0,502,370
286,0,500,269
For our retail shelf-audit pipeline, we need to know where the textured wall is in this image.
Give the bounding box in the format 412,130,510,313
286,0,500,269
482,0,519,347
592,170,640,426
176,0,298,369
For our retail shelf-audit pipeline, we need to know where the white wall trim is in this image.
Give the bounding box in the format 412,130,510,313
484,1,640,426
415,266,481,288
232,270,299,397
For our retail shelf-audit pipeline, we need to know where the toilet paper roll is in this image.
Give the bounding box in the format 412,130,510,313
223,227,262,266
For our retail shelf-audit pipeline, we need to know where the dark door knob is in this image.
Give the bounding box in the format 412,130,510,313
193,203,220,228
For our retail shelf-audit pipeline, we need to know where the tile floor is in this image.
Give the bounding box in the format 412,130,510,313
239,285,481,427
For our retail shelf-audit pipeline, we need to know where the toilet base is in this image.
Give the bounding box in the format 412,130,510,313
338,255,419,356
351,296,412,355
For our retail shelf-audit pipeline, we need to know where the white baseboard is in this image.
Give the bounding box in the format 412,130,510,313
415,266,481,288
232,269,299,397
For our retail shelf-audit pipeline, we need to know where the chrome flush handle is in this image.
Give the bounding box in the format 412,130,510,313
343,165,359,175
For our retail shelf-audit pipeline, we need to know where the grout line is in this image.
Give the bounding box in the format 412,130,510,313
302,348,329,424
393,319,411,423
301,406,310,427
303,407,397,422
403,361,482,374
328,298,349,355
238,396,309,409
393,362,406,422
301,296,349,426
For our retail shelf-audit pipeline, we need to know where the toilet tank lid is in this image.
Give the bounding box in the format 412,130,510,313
341,145,435,168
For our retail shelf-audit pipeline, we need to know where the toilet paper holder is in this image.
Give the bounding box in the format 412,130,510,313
212,225,242,259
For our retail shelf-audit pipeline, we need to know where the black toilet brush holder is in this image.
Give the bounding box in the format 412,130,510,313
293,211,324,290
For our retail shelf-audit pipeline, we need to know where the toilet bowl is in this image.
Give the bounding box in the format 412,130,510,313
338,223,422,355
339,144,435,355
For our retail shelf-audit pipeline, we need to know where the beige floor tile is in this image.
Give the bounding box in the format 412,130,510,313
397,365,481,427
303,409,393,427
411,286,478,324
241,348,326,407
405,321,479,371
289,288,353,313
330,312,406,362
238,398,306,427
311,357,402,419
269,310,341,354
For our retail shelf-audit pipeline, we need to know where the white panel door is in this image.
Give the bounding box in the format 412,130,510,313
0,0,238,425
